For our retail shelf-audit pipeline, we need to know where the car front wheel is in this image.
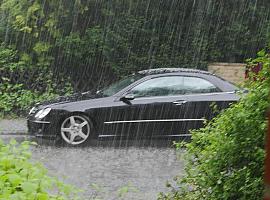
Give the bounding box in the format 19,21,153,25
60,115,92,145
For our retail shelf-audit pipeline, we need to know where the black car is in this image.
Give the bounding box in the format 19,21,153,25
27,68,239,145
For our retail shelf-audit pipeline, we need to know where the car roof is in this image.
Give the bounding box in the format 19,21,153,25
134,67,238,93
138,68,213,76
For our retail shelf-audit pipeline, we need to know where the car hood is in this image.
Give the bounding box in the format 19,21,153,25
35,91,103,109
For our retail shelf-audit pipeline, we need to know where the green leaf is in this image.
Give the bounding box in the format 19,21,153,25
21,182,38,194
36,193,49,200
7,174,22,186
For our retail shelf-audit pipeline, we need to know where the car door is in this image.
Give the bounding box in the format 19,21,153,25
119,75,238,138
101,75,198,139
98,75,186,139
166,93,237,136
161,75,238,136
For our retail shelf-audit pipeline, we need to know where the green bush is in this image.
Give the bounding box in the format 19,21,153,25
0,140,78,200
158,50,270,200
0,80,59,116
0,46,73,117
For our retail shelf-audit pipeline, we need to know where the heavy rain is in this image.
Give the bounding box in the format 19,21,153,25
0,0,270,199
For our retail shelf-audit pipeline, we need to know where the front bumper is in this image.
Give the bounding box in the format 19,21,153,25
27,119,57,139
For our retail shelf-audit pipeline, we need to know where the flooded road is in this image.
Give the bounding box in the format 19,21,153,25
1,135,184,200
32,143,184,200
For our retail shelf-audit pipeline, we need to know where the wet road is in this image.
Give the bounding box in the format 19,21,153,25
1,135,184,200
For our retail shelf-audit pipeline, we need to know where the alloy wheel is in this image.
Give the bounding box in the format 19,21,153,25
60,115,90,145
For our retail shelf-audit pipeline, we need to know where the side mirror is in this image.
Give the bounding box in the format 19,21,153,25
120,94,135,102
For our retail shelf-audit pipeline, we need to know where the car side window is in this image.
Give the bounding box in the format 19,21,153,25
128,76,220,98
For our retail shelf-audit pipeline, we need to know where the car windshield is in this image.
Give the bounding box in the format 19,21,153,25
99,74,144,97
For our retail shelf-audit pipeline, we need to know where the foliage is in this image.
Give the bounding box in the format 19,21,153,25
0,0,269,114
0,79,59,116
0,139,79,200
56,0,270,91
158,51,270,199
0,46,73,116
0,0,269,92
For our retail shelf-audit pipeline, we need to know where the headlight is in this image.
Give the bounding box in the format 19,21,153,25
34,108,52,119
29,107,36,115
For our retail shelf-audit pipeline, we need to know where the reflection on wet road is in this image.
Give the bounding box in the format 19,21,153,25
1,135,184,200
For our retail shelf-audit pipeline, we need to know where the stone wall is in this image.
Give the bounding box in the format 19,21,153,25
208,62,246,84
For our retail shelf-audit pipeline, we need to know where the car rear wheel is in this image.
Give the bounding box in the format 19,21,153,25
60,115,92,145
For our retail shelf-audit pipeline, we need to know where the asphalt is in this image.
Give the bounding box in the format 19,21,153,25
0,118,184,200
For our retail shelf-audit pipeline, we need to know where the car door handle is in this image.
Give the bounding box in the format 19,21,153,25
172,100,187,106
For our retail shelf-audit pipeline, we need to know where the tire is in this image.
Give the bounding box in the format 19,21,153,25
58,114,93,146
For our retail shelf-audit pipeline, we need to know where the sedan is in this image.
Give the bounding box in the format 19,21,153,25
27,68,239,145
